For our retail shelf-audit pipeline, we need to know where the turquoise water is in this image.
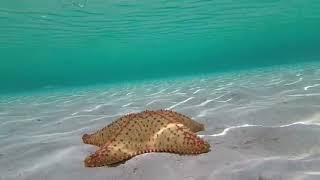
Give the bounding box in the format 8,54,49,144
1,0,320,93
1,1,320,179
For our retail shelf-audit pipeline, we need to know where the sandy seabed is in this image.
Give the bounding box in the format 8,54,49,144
1,62,320,180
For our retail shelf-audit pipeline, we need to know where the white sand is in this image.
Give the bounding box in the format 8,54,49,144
0,62,320,180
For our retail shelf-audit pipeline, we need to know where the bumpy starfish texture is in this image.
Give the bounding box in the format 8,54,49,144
82,110,205,147
83,110,210,167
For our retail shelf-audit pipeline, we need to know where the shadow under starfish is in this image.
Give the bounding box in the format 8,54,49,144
82,110,211,167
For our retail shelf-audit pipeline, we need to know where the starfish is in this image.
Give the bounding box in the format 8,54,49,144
82,110,205,147
82,110,210,167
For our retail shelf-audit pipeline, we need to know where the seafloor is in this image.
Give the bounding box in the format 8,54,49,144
0,62,320,180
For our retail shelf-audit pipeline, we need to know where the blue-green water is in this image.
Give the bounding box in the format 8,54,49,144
1,2,320,179
1,0,320,93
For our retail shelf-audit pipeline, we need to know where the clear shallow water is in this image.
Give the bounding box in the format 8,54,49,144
0,62,320,180
1,0,320,93
1,0,320,179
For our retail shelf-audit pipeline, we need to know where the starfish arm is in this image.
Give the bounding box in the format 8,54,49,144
82,131,111,147
157,110,205,132
84,143,131,167
82,116,130,147
152,123,210,154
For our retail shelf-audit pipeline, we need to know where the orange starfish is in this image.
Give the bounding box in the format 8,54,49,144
82,110,205,147
82,110,210,167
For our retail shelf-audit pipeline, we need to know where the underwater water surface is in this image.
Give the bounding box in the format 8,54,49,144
1,0,320,180
1,0,320,93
